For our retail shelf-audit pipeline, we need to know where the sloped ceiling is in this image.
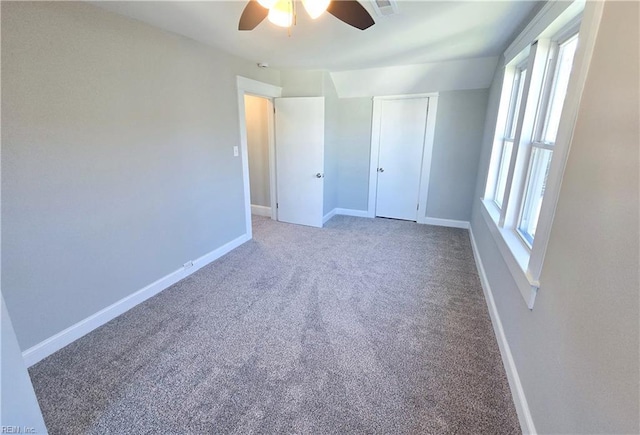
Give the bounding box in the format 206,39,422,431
93,1,541,72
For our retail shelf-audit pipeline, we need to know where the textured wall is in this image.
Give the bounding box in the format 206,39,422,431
470,1,639,432
245,95,270,208
1,1,280,350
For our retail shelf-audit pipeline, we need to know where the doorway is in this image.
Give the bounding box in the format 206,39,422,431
237,77,281,239
244,94,274,219
237,77,327,237
367,94,439,224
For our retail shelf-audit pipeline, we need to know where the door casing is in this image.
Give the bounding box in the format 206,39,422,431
236,76,282,239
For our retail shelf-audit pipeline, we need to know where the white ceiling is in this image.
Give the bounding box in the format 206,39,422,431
94,1,541,72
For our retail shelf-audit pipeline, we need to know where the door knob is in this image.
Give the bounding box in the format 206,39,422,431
378,168,385,173
316,173,324,178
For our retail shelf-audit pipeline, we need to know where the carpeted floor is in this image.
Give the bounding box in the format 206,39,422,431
29,215,520,434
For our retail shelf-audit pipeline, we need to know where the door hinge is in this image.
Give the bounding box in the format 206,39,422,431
417,204,419,211
276,203,279,209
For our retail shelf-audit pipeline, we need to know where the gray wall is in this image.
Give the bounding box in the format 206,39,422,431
277,74,488,220
280,70,325,97
245,95,270,208
0,295,47,431
470,1,639,433
336,98,372,212
329,91,488,219
1,1,280,350
323,72,339,215
428,89,488,221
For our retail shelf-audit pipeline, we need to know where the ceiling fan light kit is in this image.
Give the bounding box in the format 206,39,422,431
257,0,278,9
239,0,375,32
266,0,329,28
267,0,294,28
301,0,331,20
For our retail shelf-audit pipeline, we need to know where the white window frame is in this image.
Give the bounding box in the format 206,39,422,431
481,0,604,309
516,27,581,247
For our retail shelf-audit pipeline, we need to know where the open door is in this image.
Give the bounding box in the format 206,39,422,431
275,97,325,228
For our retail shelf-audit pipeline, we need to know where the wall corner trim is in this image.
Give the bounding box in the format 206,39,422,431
22,233,251,367
469,228,538,435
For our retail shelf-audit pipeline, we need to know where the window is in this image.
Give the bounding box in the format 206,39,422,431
517,34,579,245
482,12,584,308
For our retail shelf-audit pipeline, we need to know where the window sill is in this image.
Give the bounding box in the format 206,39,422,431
480,199,539,309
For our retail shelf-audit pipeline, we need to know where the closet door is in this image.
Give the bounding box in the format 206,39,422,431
274,97,325,228
375,98,429,221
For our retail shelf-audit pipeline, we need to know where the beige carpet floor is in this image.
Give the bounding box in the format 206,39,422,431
29,215,520,434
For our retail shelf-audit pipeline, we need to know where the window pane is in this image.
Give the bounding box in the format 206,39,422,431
518,147,553,245
543,36,579,143
494,139,514,209
507,69,527,139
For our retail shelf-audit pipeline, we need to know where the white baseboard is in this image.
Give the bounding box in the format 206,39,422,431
323,208,371,224
22,233,250,367
322,208,337,224
335,208,370,218
251,205,271,217
469,228,537,435
421,216,470,229
326,210,468,229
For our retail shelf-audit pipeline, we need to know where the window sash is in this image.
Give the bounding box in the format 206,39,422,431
517,143,554,246
541,35,579,143
534,33,580,144
515,31,580,247
492,63,528,208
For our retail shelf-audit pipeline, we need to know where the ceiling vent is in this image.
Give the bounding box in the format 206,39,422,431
371,0,398,17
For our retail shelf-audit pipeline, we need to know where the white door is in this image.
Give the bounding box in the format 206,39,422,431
375,98,429,221
275,97,325,228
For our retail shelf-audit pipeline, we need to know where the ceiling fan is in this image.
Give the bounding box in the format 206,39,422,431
239,0,375,31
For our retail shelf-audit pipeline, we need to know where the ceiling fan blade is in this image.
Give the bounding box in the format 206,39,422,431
327,0,375,30
239,0,268,31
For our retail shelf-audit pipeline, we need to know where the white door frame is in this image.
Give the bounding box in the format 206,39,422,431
236,76,282,239
367,93,439,224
